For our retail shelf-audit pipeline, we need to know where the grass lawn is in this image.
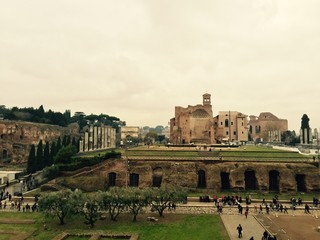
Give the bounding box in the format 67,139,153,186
121,145,312,161
0,212,229,240
73,145,314,162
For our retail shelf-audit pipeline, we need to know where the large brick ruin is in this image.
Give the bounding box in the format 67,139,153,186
94,158,319,193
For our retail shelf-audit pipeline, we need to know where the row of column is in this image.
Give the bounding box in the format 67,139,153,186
79,125,116,152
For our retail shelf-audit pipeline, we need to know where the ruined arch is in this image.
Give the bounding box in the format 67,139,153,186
269,170,280,192
220,172,230,190
197,170,206,188
2,149,8,159
295,174,306,192
108,172,117,187
245,170,257,190
152,167,163,187
129,173,139,187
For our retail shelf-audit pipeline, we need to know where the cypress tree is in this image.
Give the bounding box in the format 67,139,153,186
50,141,56,164
56,137,62,153
62,135,67,147
43,141,51,167
36,140,43,171
66,135,71,146
27,145,36,173
71,136,76,147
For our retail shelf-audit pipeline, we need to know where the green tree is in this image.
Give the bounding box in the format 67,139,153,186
281,131,299,146
301,114,310,129
144,132,158,145
148,186,187,217
157,135,166,143
38,189,82,225
301,114,311,144
50,141,56,164
124,188,149,222
62,135,67,147
27,145,36,173
38,105,45,117
54,145,77,164
56,137,62,153
36,140,43,171
81,193,101,227
71,137,77,147
43,141,51,167
100,187,126,221
66,135,71,146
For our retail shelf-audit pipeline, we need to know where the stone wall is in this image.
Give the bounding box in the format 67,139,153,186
0,120,78,163
95,159,320,193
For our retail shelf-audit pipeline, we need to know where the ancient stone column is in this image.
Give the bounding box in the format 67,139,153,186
93,126,98,150
97,127,101,149
101,126,105,149
309,128,313,144
79,139,84,152
111,128,116,148
106,127,111,148
89,126,93,150
84,131,89,152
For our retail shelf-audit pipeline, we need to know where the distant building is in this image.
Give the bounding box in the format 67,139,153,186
170,93,215,144
120,126,140,141
162,126,170,139
248,112,288,142
213,111,248,143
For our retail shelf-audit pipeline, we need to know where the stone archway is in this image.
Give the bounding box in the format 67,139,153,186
2,149,8,160
295,174,306,192
129,173,139,187
245,170,257,190
269,170,280,192
197,170,206,188
220,172,230,190
152,167,163,187
108,172,117,187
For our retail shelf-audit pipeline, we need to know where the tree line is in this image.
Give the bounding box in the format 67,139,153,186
0,105,123,131
39,186,187,227
27,135,79,174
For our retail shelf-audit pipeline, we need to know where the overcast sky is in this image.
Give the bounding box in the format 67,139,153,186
1,0,319,133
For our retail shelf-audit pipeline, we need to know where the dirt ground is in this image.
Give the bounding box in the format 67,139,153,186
256,214,320,240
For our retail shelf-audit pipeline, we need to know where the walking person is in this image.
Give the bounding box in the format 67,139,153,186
245,206,249,219
304,204,311,214
283,206,288,214
262,230,269,240
236,224,243,238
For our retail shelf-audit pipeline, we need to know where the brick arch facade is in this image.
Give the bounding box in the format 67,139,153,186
99,159,320,193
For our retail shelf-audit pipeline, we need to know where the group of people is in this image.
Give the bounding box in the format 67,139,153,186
167,202,176,211
0,194,39,212
0,190,11,201
236,225,277,240
261,230,277,240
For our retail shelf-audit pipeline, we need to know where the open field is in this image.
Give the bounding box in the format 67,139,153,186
122,145,314,162
73,145,316,162
0,212,229,240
